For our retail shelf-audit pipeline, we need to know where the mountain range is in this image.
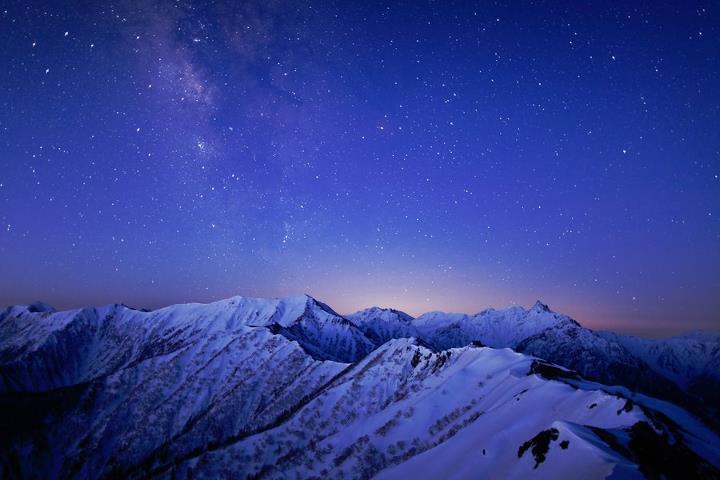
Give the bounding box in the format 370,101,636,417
1,294,719,479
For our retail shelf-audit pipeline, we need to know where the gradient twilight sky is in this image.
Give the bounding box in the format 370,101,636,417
1,1,718,336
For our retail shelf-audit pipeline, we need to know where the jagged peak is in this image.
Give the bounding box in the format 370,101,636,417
530,300,551,313
280,292,315,305
276,293,341,316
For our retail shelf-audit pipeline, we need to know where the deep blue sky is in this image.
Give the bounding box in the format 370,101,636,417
1,1,718,336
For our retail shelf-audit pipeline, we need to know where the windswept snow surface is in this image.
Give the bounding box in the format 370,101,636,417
1,295,719,479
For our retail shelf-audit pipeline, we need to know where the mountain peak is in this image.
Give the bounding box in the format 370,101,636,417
281,292,315,305
27,301,56,313
531,300,551,313
267,293,342,325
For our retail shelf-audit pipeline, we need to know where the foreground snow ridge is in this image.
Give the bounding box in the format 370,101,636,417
1,294,719,479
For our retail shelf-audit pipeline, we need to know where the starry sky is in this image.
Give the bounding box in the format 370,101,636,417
1,1,718,336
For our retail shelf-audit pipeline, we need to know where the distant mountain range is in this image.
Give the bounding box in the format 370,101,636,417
349,300,720,419
1,295,719,479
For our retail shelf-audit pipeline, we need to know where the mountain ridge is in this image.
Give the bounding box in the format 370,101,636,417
3,294,718,402
2,294,719,479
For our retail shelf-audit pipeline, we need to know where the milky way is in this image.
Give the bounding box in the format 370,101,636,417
1,1,718,335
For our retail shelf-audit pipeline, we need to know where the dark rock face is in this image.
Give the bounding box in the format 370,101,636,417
591,420,720,480
528,360,580,381
517,428,560,468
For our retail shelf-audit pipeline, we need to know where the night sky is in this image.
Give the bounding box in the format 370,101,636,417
1,1,718,336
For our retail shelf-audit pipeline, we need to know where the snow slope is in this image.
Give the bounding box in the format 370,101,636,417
181,340,659,479
351,301,719,421
0,294,373,393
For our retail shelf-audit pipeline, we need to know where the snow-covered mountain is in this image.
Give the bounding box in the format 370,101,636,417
346,307,419,345
1,295,719,479
514,320,689,409
349,301,718,422
0,294,373,393
598,330,720,415
598,330,720,389
412,301,576,350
